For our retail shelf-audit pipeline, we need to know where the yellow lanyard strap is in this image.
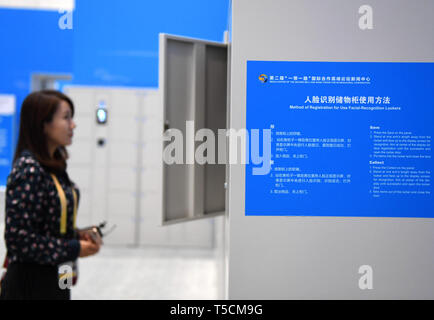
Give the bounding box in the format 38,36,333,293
50,174,77,235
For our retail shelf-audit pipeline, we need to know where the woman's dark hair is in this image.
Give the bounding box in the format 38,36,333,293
13,90,75,174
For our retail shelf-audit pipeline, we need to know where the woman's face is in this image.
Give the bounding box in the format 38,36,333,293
44,100,76,148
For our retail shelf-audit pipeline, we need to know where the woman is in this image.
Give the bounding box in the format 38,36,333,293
0,90,100,300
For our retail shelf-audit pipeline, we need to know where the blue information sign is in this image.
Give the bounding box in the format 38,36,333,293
0,95,16,187
246,61,433,218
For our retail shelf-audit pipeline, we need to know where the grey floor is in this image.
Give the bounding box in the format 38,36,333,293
71,246,219,300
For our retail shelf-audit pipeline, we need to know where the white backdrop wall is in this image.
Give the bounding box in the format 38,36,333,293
227,0,434,299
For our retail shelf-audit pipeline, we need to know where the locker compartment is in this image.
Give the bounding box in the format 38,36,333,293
107,191,137,217
74,187,92,228
160,34,228,224
65,87,94,116
141,171,162,193
93,128,109,167
108,166,138,191
109,140,139,166
143,116,164,139
73,116,93,139
90,167,109,223
110,116,140,141
141,141,163,166
68,166,92,190
106,191,138,245
142,90,161,115
111,89,141,117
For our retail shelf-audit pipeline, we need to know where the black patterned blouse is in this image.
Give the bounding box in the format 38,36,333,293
4,149,81,266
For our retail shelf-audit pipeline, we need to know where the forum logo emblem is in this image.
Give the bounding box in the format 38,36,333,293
258,74,268,83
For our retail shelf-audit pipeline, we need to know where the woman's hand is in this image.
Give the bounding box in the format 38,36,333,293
78,228,103,245
78,229,92,242
79,239,100,258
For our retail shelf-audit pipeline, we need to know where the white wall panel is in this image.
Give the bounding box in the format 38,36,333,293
75,188,92,228
67,140,92,164
68,88,94,116
107,191,136,217
143,118,163,140
142,90,161,118
110,117,140,141
228,0,434,299
106,191,137,245
90,167,108,223
103,214,136,245
109,141,139,166
67,166,91,190
108,167,138,191
73,116,93,139
141,141,162,166
111,90,141,117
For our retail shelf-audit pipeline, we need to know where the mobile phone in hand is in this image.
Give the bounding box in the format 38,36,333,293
88,227,103,245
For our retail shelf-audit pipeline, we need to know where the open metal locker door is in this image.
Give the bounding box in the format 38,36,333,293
159,33,228,225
